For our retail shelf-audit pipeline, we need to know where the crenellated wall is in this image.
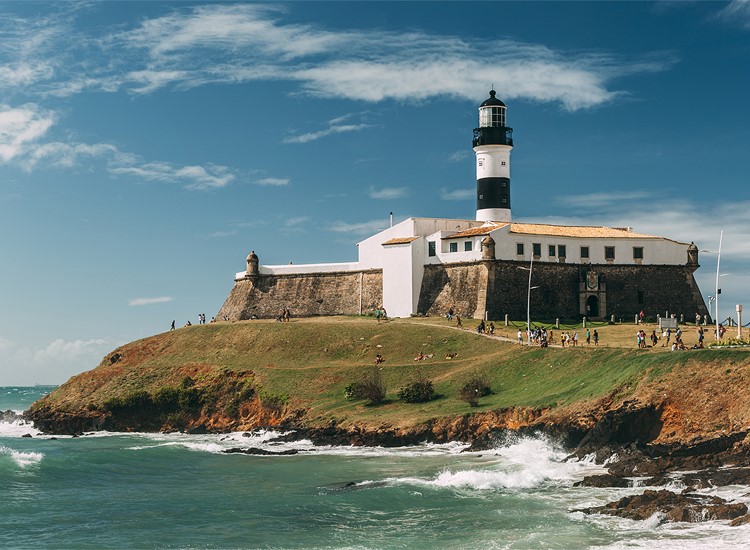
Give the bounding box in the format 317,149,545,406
217,270,383,320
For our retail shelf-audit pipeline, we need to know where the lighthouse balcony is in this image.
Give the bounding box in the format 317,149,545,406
473,127,513,147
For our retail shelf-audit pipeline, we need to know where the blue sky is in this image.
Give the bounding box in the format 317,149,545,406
1,1,749,385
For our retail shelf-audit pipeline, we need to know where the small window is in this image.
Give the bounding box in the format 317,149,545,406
501,181,507,188
464,241,472,252
516,243,524,255
478,159,484,167
605,246,615,260
501,161,506,166
449,242,458,253
501,198,508,205
580,246,589,259
548,245,556,257
558,245,566,258
478,194,484,200
633,247,644,260
428,241,436,257
533,243,541,257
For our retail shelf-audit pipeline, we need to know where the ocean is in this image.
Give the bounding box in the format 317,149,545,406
2,386,749,549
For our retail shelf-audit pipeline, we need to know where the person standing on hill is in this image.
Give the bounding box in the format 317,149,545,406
593,330,599,346
585,328,591,345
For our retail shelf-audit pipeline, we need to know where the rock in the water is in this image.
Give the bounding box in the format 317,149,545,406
574,489,747,523
730,514,750,527
222,447,298,456
574,474,631,488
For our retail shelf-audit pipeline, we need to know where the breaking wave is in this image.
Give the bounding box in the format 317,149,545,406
0,445,43,468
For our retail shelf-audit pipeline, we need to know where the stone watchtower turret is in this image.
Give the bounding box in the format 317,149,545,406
246,250,259,280
481,235,496,260
687,242,699,271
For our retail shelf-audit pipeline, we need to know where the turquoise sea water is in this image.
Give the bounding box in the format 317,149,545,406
2,386,750,549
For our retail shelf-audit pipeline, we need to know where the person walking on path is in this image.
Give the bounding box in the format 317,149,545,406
593,330,599,346
585,328,591,345
170,320,175,331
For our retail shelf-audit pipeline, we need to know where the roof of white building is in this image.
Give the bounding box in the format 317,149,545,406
443,222,672,241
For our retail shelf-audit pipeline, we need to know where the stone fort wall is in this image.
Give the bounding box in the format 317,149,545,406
418,261,708,321
218,261,708,322
217,270,383,320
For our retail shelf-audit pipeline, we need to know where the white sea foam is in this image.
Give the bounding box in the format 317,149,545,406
0,445,43,467
0,418,42,438
383,436,605,491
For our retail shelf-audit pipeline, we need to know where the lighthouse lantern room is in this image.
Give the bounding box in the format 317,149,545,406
473,90,514,223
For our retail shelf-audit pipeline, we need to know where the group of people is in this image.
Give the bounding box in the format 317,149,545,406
517,327,599,348
276,308,292,322
170,313,214,330
375,307,388,322
476,320,495,335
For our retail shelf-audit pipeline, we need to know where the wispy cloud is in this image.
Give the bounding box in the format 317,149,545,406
440,187,474,201
283,113,372,144
556,191,653,208
128,296,174,306
284,215,310,227
255,177,289,186
368,186,408,200
1,4,672,111
715,0,750,29
327,218,390,236
448,151,470,163
0,103,55,162
109,161,234,190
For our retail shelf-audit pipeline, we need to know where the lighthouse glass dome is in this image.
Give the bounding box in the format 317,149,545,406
480,106,506,128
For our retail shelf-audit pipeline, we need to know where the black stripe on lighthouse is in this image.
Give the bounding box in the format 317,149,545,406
477,177,510,211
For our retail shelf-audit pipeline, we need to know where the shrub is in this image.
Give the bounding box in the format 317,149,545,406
153,387,180,411
397,380,434,403
347,367,387,405
459,376,492,407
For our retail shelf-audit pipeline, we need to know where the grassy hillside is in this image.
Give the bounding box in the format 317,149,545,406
30,317,750,438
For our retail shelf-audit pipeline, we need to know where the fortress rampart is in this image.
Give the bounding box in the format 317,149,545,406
218,260,708,322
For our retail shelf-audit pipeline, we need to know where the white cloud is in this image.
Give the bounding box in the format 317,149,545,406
284,216,310,227
715,0,750,29
0,4,665,111
0,336,115,385
109,161,235,190
368,186,408,200
128,296,174,307
556,191,653,208
0,104,55,162
328,218,390,236
255,177,289,186
448,151,470,163
283,123,370,144
440,187,474,201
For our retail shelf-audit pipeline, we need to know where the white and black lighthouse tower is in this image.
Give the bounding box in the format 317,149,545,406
473,90,513,222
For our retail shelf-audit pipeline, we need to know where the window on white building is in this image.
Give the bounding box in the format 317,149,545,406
533,243,541,257
605,246,615,260
428,241,436,257
449,242,458,253
516,243,524,255
558,245,566,258
580,246,589,259
548,245,555,257
464,241,473,252
633,247,644,260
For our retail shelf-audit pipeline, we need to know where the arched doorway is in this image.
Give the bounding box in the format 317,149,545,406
586,295,600,318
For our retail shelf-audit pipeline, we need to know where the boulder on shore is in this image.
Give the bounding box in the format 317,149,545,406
574,489,747,523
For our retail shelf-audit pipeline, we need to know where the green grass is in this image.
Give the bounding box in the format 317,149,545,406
33,317,750,429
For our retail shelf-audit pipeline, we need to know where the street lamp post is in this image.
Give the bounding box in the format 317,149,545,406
715,231,723,341
526,254,533,343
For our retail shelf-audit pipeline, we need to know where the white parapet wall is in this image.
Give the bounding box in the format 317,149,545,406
235,262,361,280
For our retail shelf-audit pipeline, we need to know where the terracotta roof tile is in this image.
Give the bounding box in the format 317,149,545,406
508,223,659,239
444,224,507,239
382,236,420,245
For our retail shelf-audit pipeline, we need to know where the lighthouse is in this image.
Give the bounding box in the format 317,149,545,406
473,90,514,222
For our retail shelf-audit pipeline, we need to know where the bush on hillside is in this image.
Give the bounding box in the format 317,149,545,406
346,367,386,405
459,376,492,407
397,371,435,403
